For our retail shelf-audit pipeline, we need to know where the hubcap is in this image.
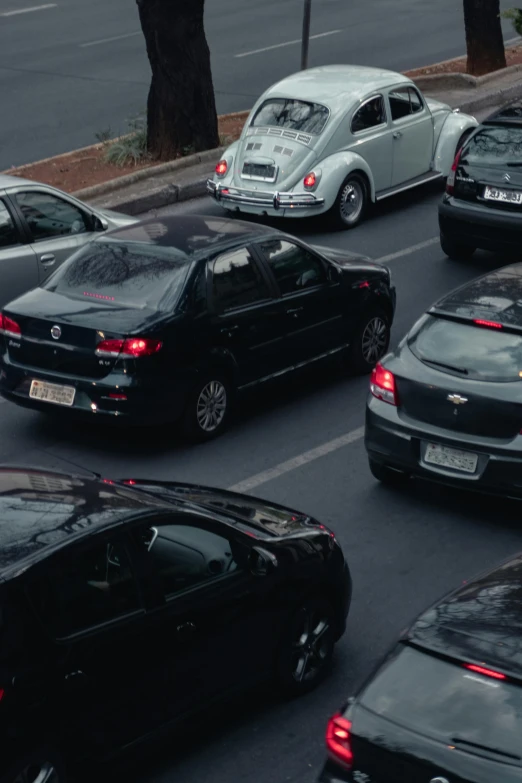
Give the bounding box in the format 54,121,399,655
291,606,332,683
13,762,58,783
196,380,227,432
361,316,388,364
339,180,364,224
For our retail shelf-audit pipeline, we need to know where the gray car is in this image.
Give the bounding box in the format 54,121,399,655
365,263,522,498
0,174,136,307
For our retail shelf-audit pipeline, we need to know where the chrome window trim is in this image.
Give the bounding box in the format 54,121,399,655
351,94,387,135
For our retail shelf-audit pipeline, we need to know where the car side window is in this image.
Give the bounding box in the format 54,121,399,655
0,199,21,249
212,247,270,311
351,96,386,133
13,190,88,242
134,520,245,599
258,240,327,295
389,87,423,121
27,537,141,637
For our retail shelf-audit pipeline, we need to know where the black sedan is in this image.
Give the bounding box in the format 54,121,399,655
439,101,522,259
0,466,351,783
319,553,522,783
365,262,522,497
0,215,395,440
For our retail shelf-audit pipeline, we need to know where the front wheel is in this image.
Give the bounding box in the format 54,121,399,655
349,308,390,375
180,372,232,442
329,173,368,230
440,233,475,261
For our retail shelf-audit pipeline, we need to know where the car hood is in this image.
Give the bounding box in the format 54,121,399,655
233,132,318,190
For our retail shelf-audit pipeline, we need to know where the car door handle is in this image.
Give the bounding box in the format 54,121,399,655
64,670,86,681
176,622,196,637
393,131,403,139
39,253,56,266
286,307,303,318
220,325,239,335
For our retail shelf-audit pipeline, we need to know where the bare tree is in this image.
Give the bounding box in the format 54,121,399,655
463,0,506,75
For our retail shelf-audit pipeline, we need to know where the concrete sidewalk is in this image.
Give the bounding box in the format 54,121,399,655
83,65,522,217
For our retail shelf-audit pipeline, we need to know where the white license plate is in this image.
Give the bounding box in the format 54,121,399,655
484,185,522,204
424,443,478,473
29,380,75,407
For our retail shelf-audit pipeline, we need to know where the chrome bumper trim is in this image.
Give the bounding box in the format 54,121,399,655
206,180,325,210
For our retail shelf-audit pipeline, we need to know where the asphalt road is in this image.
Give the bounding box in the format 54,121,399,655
1,175,522,782
0,0,516,169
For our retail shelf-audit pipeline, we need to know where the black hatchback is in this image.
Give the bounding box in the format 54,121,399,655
0,215,395,440
439,101,522,259
0,466,351,783
319,553,522,783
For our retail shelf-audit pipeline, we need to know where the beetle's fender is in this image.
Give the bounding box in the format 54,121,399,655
210,141,240,185
433,111,478,176
307,151,377,208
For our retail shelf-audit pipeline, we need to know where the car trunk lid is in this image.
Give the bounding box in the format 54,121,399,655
235,131,317,189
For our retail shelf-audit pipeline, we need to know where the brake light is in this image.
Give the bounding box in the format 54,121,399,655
465,664,506,680
473,319,503,330
326,713,353,770
446,147,462,195
370,362,398,406
0,313,21,338
215,160,228,177
95,338,162,358
122,479,136,485
108,392,127,400
303,172,316,189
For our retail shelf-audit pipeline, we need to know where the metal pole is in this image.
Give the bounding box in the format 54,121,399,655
301,0,312,70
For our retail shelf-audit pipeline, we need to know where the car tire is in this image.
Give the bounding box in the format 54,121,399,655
440,233,475,261
329,173,368,230
180,371,232,442
1,751,65,783
369,458,409,486
349,308,390,375
275,596,336,697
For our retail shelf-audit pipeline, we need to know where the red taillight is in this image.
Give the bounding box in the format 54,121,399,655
303,172,316,189
465,663,506,680
326,713,353,770
95,338,162,358
0,313,21,338
123,479,137,485
108,392,127,400
370,362,398,406
473,318,503,330
215,160,228,177
446,147,462,195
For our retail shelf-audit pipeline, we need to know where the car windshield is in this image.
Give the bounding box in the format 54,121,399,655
43,239,190,311
251,98,329,134
408,315,522,382
361,644,522,762
461,126,522,166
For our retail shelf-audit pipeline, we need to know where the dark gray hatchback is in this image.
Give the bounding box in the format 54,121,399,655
365,263,522,496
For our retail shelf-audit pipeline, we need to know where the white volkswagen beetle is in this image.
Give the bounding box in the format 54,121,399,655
207,65,478,229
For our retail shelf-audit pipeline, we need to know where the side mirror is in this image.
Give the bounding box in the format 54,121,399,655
249,546,278,577
93,215,109,232
328,265,341,283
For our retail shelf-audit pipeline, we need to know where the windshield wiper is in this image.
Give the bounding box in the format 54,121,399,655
422,359,468,375
452,737,520,761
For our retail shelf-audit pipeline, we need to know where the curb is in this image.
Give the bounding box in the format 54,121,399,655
412,61,522,92
100,175,213,216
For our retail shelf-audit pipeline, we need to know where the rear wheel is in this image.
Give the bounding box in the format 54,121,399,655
440,232,475,261
180,371,232,442
369,458,409,486
329,173,368,230
349,308,390,375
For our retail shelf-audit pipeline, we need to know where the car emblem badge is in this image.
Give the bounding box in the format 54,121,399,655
51,325,62,341
447,393,467,405
504,173,511,182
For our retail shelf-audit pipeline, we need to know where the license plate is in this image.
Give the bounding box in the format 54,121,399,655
29,380,75,407
424,443,478,473
484,185,522,204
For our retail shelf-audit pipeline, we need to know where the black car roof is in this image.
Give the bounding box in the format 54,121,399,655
432,262,522,328
484,101,522,125
408,553,522,679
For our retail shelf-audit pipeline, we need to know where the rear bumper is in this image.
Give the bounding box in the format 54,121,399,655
438,196,522,251
365,395,522,498
207,179,325,214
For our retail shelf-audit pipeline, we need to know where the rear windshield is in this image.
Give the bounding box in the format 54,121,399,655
43,240,189,310
462,126,522,166
251,99,329,134
362,645,522,762
408,315,522,382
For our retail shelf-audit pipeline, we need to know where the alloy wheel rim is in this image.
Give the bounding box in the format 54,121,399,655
291,606,332,683
339,181,363,224
361,316,388,364
196,380,227,432
13,762,58,783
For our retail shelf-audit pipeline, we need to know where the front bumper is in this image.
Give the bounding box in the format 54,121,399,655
365,396,522,498
439,196,522,252
207,179,325,213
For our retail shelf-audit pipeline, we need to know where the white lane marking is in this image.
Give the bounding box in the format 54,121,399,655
374,236,438,265
235,30,342,58
228,426,364,493
1,3,56,15
80,31,141,48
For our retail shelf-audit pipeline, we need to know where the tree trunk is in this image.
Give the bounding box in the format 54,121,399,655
463,0,506,76
137,0,219,160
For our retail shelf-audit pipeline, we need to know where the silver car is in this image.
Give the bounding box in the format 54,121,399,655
0,174,136,306
208,65,478,229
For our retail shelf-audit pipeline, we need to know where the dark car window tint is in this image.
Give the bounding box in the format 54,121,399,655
351,96,386,133
361,644,522,760
259,240,326,295
0,200,19,249
136,522,242,598
212,247,270,311
251,99,329,135
389,87,423,120
409,314,522,382
461,126,522,165
13,191,88,241
28,538,141,637
43,240,189,311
